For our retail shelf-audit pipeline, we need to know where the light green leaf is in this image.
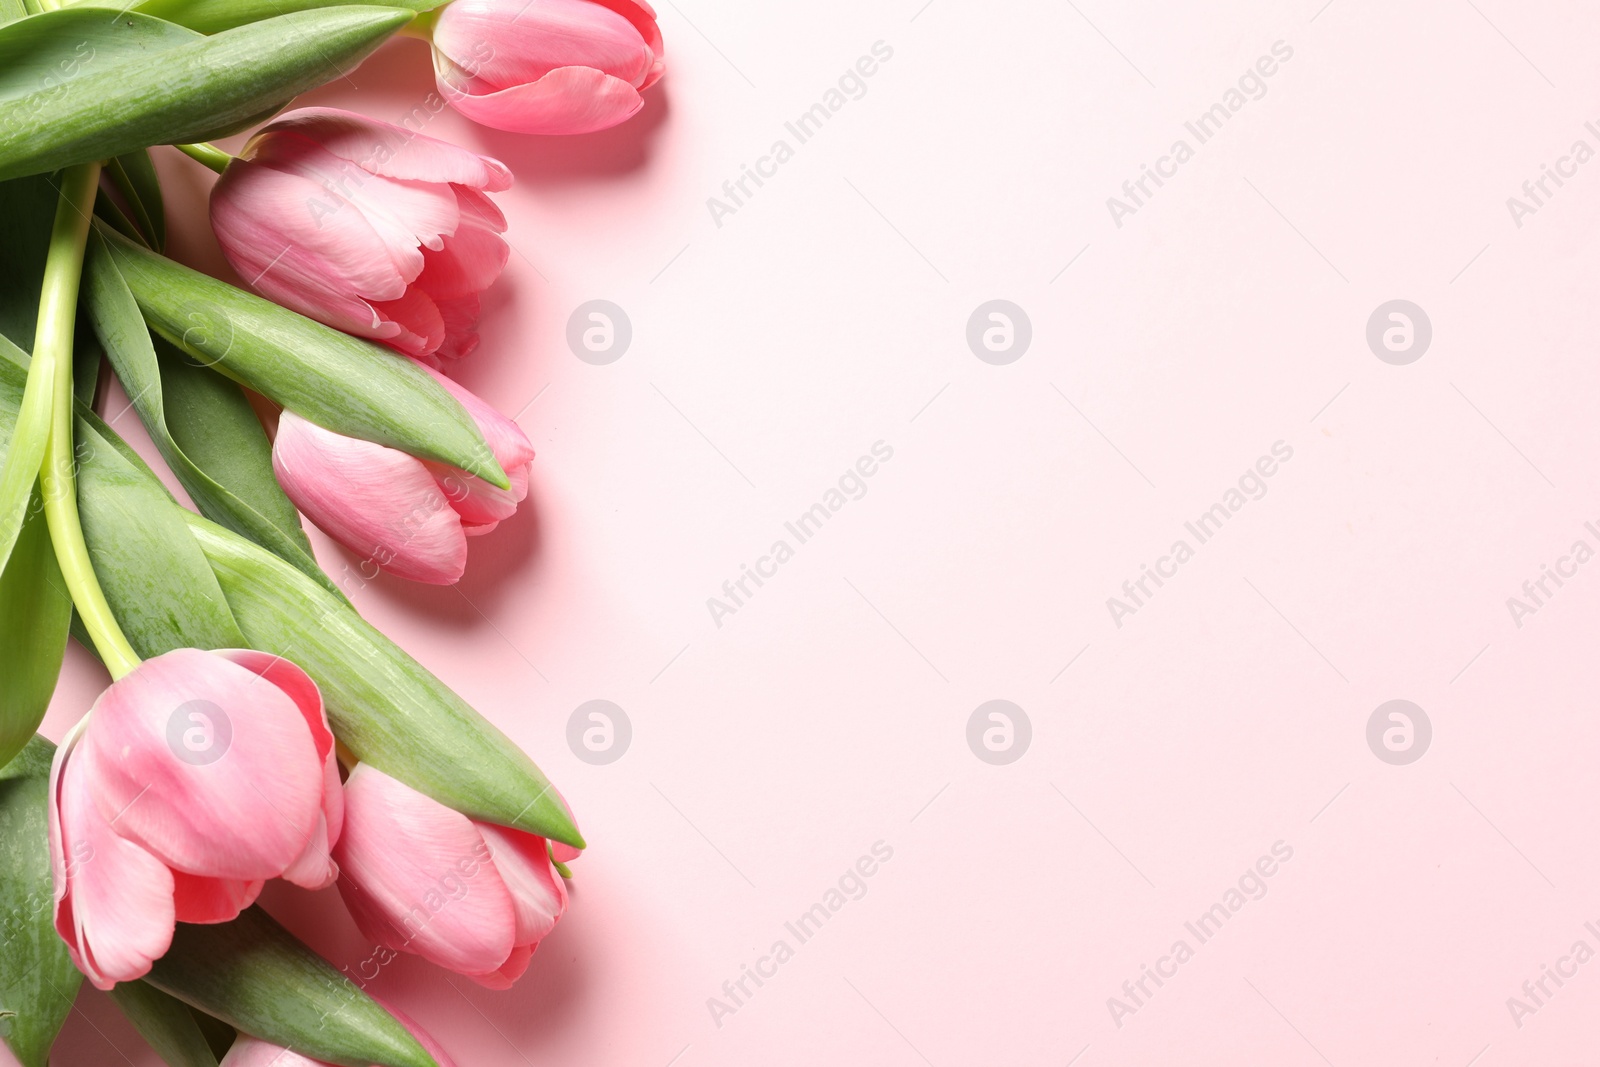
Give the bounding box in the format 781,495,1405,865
109,983,221,1067
0,737,82,1067
84,233,342,597
99,227,510,488
122,0,444,34
0,6,412,182
145,907,438,1067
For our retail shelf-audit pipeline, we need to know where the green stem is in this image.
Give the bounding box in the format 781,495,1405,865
38,163,141,681
174,142,233,175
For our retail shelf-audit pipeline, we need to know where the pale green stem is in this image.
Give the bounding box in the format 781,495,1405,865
38,163,142,681
174,142,233,174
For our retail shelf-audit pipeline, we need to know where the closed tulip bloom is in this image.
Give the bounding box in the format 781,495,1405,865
210,107,512,362
333,764,569,989
271,368,534,585
431,0,664,135
48,649,343,990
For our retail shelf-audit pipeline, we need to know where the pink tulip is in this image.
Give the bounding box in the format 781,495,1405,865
431,0,665,135
220,1004,456,1067
333,764,570,989
47,648,342,990
210,107,512,362
271,367,534,585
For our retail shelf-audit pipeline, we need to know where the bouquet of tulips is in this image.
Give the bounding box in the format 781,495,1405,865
0,1,663,1064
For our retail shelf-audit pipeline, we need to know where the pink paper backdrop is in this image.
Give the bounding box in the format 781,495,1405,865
41,1,1600,1063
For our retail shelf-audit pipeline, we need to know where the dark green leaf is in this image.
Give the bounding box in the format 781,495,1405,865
0,175,55,352
99,226,509,487
109,983,221,1067
85,234,343,597
0,7,412,182
0,737,81,1067
145,907,438,1067
0,494,70,770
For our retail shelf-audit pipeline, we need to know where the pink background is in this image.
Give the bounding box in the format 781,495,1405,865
40,0,1600,1063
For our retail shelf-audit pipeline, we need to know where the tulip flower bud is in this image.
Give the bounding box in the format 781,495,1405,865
333,764,574,988
271,365,535,584
431,0,665,135
210,107,512,362
48,649,343,990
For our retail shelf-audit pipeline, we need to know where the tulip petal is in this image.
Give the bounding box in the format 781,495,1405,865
434,295,482,362
76,648,325,881
255,106,513,192
51,737,176,990
590,0,664,86
469,942,535,990
273,412,468,584
371,286,448,358
434,0,656,88
246,134,462,285
414,195,509,302
438,63,645,136
211,158,408,330
172,871,263,924
333,765,518,977
215,648,345,876
478,824,566,945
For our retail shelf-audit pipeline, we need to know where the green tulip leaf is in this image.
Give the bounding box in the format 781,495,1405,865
145,907,438,1067
119,0,446,35
0,737,82,1067
98,227,510,488
109,983,221,1067
0,6,413,182
0,492,70,772
84,233,343,598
